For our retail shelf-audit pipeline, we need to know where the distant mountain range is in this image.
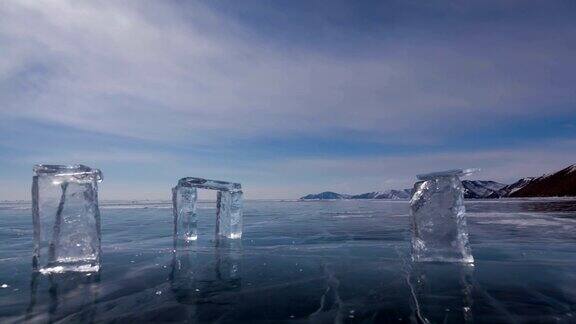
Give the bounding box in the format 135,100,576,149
300,189,412,200
300,164,576,200
507,164,576,197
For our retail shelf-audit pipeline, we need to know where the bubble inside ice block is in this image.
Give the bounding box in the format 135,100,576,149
173,177,243,240
410,169,475,263
32,164,103,273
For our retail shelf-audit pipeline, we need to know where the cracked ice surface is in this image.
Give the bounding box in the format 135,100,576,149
2,198,576,322
410,169,474,263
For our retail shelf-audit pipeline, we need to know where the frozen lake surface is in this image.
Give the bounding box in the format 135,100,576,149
0,199,575,323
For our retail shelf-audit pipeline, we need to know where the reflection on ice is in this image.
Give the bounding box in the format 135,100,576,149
25,271,101,323
170,239,242,305
0,198,574,322
407,262,475,323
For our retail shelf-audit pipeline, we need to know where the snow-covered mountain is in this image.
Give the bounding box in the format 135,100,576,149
350,189,412,199
300,189,411,200
461,180,507,199
507,164,576,197
300,164,576,200
300,183,506,200
300,192,351,200
500,177,535,196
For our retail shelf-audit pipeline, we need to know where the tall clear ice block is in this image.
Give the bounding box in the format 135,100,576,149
172,186,198,241
410,169,476,263
32,164,103,273
173,177,243,240
216,191,243,239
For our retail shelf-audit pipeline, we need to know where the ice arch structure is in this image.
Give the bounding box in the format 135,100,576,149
172,177,243,241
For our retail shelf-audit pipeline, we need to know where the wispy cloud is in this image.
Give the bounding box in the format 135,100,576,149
0,0,575,199
1,0,574,142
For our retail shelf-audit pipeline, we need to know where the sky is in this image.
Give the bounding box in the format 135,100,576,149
1,0,575,200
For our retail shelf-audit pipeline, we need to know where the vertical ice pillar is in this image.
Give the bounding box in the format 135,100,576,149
410,169,476,263
173,177,243,240
216,190,243,239
32,164,103,273
172,186,198,241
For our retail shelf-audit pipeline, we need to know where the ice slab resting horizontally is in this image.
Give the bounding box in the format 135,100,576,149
416,168,479,181
176,177,242,192
33,164,103,182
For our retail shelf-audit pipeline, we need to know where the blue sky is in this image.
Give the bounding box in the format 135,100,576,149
1,0,575,200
